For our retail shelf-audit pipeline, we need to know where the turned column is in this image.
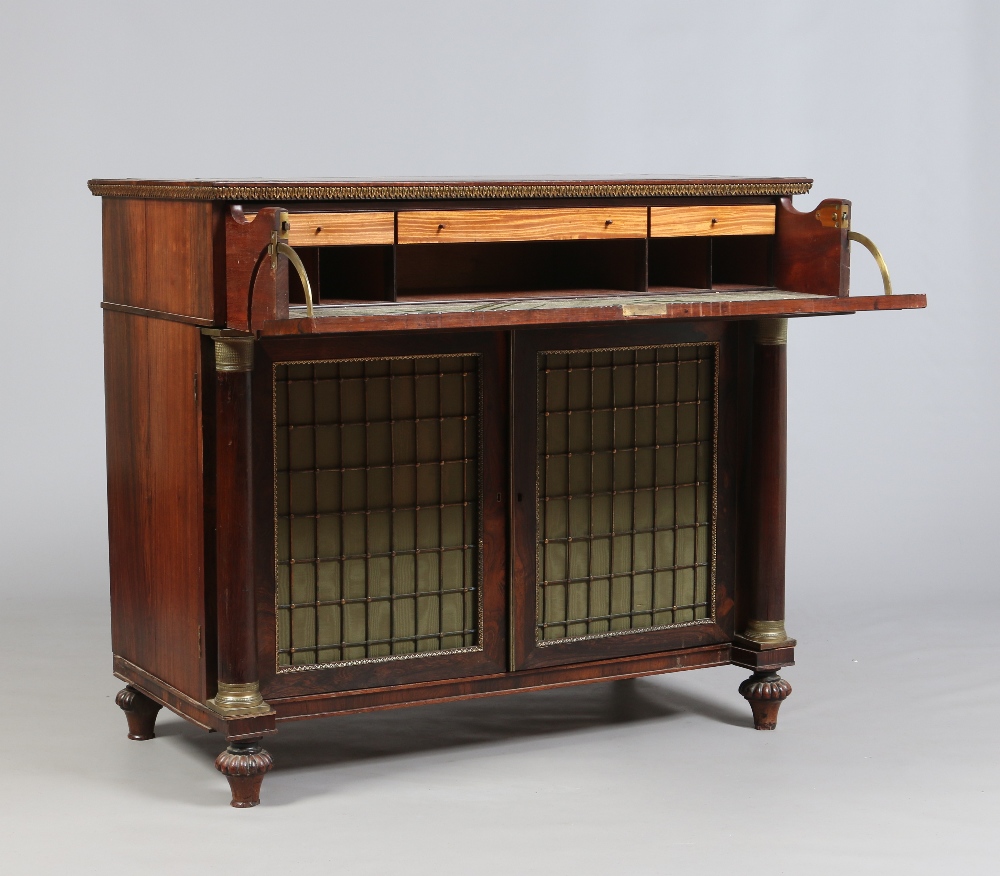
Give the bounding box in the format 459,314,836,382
739,318,794,729
207,331,273,806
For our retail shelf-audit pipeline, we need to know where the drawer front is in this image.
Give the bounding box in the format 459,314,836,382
284,212,395,246
650,205,775,237
398,208,648,244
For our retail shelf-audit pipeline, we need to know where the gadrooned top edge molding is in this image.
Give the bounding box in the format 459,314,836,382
87,178,813,201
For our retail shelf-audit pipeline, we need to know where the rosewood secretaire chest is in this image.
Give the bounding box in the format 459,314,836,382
90,177,925,807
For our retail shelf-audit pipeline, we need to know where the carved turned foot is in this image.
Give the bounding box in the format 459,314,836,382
216,739,274,808
739,671,792,730
116,686,163,740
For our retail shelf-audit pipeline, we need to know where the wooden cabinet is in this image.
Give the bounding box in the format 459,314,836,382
91,177,925,807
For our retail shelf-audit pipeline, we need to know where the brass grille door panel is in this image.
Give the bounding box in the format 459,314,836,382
256,333,507,697
511,324,736,670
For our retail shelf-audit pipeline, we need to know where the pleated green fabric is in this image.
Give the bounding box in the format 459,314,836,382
275,356,480,667
536,345,715,641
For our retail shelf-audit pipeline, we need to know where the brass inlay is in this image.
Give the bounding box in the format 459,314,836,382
755,318,787,346
622,304,669,317
88,180,814,202
207,681,272,716
212,335,255,372
742,618,792,645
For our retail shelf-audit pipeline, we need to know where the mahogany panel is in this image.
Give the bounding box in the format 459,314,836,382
225,207,284,332
102,198,146,306
144,200,216,318
398,208,647,244
104,311,207,699
114,655,277,740
269,643,732,720
261,293,927,336
730,644,795,672
774,197,850,296
101,199,216,319
396,239,645,296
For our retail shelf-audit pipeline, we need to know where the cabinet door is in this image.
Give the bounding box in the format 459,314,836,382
254,332,507,697
511,322,737,670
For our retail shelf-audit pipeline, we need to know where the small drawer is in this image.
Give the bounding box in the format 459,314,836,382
397,208,648,244
284,212,394,246
650,205,775,237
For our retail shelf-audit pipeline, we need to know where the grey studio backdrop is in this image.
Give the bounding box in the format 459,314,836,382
1,2,997,873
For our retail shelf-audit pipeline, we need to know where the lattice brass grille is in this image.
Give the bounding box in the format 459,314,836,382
274,355,480,668
536,344,716,642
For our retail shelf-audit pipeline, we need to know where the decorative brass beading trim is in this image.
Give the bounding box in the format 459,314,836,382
742,619,792,645
213,335,255,372
88,180,813,202
272,352,487,673
208,681,272,716
534,340,720,647
755,318,788,346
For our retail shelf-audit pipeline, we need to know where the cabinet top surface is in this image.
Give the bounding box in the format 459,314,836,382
87,176,813,201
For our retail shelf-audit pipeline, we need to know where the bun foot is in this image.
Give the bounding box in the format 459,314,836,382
739,671,792,730
116,686,163,740
215,739,274,808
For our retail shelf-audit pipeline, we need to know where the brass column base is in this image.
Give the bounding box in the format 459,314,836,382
207,681,273,717
736,619,796,650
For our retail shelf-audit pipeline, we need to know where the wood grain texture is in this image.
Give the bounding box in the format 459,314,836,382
113,655,278,740
216,741,273,807
260,293,927,337
268,643,731,720
281,212,394,246
774,197,849,296
398,208,647,244
100,301,215,326
650,205,775,237
105,311,207,699
224,206,284,332
102,200,215,318
115,686,162,740
730,643,795,671
739,671,792,730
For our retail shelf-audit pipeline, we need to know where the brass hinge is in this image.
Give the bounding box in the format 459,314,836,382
815,203,850,229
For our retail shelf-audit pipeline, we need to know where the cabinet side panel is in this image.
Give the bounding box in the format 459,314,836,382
144,200,216,319
102,198,147,306
104,310,206,698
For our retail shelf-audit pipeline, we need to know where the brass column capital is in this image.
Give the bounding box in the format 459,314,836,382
756,318,787,346
213,335,255,373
